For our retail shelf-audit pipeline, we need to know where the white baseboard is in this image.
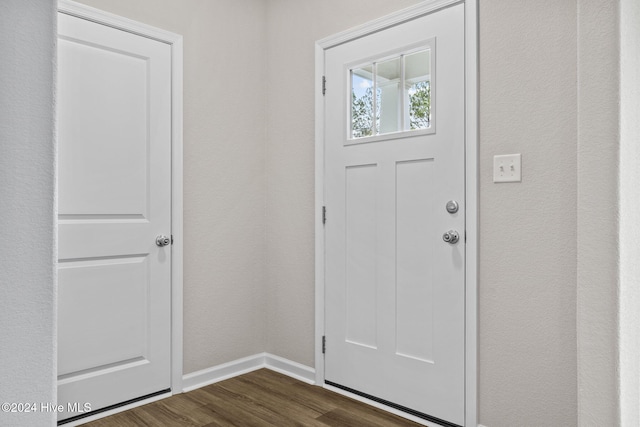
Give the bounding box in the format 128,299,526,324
181,352,316,393
182,353,265,392
263,353,316,385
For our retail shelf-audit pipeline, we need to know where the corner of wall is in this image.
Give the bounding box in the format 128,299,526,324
618,0,640,424
576,0,623,424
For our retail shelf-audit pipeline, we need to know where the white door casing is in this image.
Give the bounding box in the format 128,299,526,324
315,1,478,426
56,1,183,422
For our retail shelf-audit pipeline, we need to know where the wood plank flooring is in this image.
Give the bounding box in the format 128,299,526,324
80,369,422,426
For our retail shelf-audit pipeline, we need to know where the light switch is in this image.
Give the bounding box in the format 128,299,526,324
493,154,521,183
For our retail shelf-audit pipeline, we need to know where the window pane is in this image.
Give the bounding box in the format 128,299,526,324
404,50,431,130
375,57,401,135
351,66,374,138
349,46,433,142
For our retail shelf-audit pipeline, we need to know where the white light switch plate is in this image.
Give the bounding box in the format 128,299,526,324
493,154,521,183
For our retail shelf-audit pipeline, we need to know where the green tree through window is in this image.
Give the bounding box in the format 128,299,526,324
351,80,430,137
351,87,376,138
409,80,431,130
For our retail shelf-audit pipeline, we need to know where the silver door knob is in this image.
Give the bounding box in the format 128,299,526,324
156,235,171,247
442,230,459,244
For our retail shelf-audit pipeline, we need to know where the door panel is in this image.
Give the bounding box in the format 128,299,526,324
395,158,436,363
57,37,149,217
345,163,378,349
324,4,465,425
57,12,172,421
58,256,149,376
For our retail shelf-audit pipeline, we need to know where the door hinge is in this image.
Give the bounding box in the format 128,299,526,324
322,206,327,225
322,76,326,95
322,335,326,354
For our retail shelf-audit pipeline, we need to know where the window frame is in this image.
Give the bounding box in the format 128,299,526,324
345,39,436,146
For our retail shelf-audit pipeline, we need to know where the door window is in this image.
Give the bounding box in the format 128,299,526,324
349,44,434,143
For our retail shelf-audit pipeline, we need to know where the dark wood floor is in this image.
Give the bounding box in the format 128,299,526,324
80,368,422,426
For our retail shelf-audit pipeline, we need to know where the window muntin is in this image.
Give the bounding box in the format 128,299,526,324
376,57,401,135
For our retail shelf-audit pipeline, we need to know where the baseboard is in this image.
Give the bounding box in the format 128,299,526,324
182,353,266,392
263,353,316,385
182,352,316,393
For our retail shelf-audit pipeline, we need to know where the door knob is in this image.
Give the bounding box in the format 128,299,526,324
156,235,171,247
442,230,459,244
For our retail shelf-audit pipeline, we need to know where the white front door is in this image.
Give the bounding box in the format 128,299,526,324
57,12,172,422
324,4,465,426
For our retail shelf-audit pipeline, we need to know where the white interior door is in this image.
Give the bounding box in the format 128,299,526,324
324,4,465,426
57,12,172,422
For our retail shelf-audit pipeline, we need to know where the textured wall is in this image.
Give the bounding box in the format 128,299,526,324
576,1,621,425
576,0,640,425
478,1,578,426
75,0,269,374
619,0,640,422
0,1,57,426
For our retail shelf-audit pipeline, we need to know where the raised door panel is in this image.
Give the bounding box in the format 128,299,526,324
58,256,149,377
57,37,149,218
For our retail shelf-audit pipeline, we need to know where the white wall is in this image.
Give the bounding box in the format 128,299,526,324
75,0,269,374
479,1,577,425
576,1,620,424
0,1,57,426
619,0,640,422
577,0,640,425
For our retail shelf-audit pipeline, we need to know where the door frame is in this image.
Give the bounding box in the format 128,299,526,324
314,1,478,425
57,0,184,400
